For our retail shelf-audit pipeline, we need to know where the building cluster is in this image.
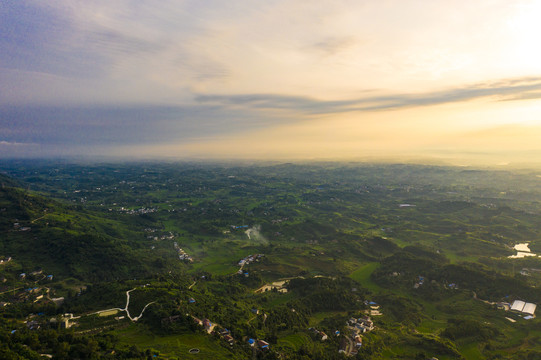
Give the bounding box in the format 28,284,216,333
18,270,52,282
192,316,237,346
248,338,269,350
413,275,424,289
510,300,537,318
237,254,264,276
11,286,47,304
413,274,458,291
117,207,157,215
271,217,289,225
13,222,31,231
218,328,235,346
237,254,264,267
49,313,78,329
146,230,175,241
348,316,374,334
0,266,55,307
174,242,193,262
23,313,79,332
189,305,275,349
364,301,382,316
192,316,214,333
338,315,376,356
309,327,328,341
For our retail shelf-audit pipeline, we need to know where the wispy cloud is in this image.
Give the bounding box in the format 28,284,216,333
196,77,541,115
4,76,537,152
2,0,541,160
499,91,541,102
0,141,36,146
311,36,357,57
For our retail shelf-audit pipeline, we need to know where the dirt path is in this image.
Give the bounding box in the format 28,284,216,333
345,336,354,356
247,315,257,325
0,287,22,295
472,291,496,306
31,215,47,223
234,263,245,275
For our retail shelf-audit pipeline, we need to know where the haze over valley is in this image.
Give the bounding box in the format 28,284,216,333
2,1,541,358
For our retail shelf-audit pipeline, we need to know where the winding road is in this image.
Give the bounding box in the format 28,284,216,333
92,288,156,322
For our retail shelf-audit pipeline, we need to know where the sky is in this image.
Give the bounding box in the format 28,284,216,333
2,0,541,165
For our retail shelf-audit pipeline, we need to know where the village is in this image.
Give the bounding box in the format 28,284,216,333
186,297,377,356
2,252,385,359
0,263,56,309
3,252,538,359
1,249,380,359
237,253,264,275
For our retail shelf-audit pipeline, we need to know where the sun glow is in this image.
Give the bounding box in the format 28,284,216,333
507,1,541,72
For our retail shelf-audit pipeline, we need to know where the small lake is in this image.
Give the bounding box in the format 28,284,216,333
508,243,538,258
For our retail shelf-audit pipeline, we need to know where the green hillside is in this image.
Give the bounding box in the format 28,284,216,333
0,185,179,281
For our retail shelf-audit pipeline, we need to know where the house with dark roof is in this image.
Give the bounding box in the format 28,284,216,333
203,319,212,332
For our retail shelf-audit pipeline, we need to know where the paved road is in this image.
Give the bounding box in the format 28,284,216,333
91,288,156,322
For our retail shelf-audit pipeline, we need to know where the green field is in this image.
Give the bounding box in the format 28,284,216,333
349,262,381,291
114,325,238,359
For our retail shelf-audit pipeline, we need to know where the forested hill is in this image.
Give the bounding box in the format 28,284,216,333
0,172,21,188
0,178,178,281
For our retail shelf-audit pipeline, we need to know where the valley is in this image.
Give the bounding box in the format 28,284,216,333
1,161,541,359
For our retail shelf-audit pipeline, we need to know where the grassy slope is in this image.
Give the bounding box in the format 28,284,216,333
113,325,241,359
